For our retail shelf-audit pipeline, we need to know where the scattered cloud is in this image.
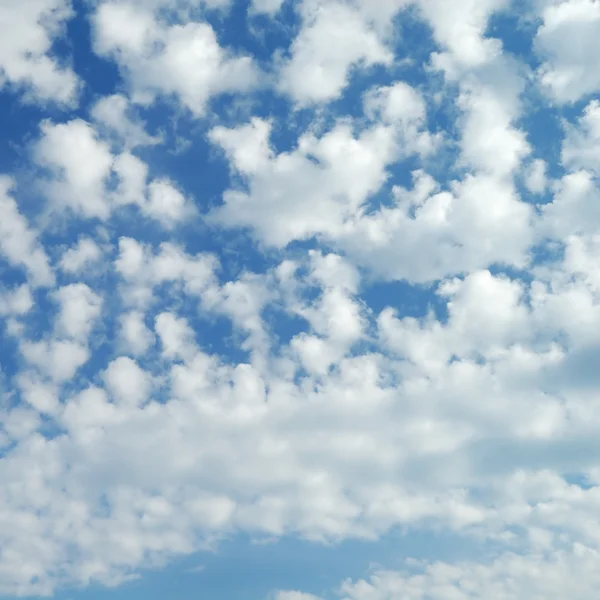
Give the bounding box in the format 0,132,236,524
2,0,600,598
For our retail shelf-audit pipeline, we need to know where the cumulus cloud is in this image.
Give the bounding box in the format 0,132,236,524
91,94,161,149
4,0,600,598
535,0,600,103
0,0,78,103
0,177,55,287
562,99,600,174
92,1,259,115
35,119,114,220
208,115,403,247
278,1,393,105
59,238,104,275
251,0,286,15
34,117,196,227
336,544,600,600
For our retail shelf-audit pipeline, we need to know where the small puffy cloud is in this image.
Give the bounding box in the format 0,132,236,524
91,93,161,149
0,284,33,317
337,171,533,283
538,170,600,240
103,357,152,407
208,118,398,247
458,82,530,176
115,237,218,309
59,238,103,274
274,592,323,600
0,0,78,103
15,376,59,415
536,0,600,103
336,545,600,600
92,2,259,115
278,2,393,105
562,100,600,174
145,178,195,227
251,0,285,15
119,311,156,357
35,119,114,220
524,158,548,194
155,312,197,361
51,283,103,341
419,0,509,70
34,116,195,227
20,338,90,382
0,177,55,287
364,81,426,127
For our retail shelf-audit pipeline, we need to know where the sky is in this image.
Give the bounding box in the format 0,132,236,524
2,0,600,598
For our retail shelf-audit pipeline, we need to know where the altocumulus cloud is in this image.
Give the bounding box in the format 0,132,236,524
1,0,600,599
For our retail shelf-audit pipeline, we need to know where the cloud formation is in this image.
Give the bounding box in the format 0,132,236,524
1,0,600,598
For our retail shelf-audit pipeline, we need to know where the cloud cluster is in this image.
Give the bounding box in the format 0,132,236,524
2,0,600,598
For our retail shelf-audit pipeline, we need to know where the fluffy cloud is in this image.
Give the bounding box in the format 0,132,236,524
251,0,285,15
4,0,600,598
59,238,104,275
35,118,195,226
91,94,161,149
278,1,394,105
92,1,259,115
336,545,600,600
208,108,422,248
562,100,600,174
35,119,114,220
0,0,78,103
0,177,55,287
0,284,33,317
535,0,600,103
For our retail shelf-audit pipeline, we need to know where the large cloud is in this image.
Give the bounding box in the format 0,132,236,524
2,0,600,598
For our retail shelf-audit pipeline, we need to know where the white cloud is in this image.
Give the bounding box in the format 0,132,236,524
59,238,103,275
208,117,399,247
0,177,55,287
538,170,600,240
278,1,393,105
418,0,509,71
286,252,365,375
91,94,161,149
92,2,259,115
35,117,195,227
20,338,90,382
35,119,114,220
114,237,218,309
145,178,195,227
0,0,78,103
51,284,103,341
251,0,285,15
337,171,533,282
7,0,600,596
457,77,530,177
336,545,600,600
535,0,600,103
364,81,426,127
15,376,59,415
524,158,548,194
119,311,156,357
0,284,33,317
562,100,600,174
103,357,152,407
155,312,197,361
274,592,323,600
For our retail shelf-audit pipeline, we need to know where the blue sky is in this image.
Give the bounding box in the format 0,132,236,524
3,0,600,599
